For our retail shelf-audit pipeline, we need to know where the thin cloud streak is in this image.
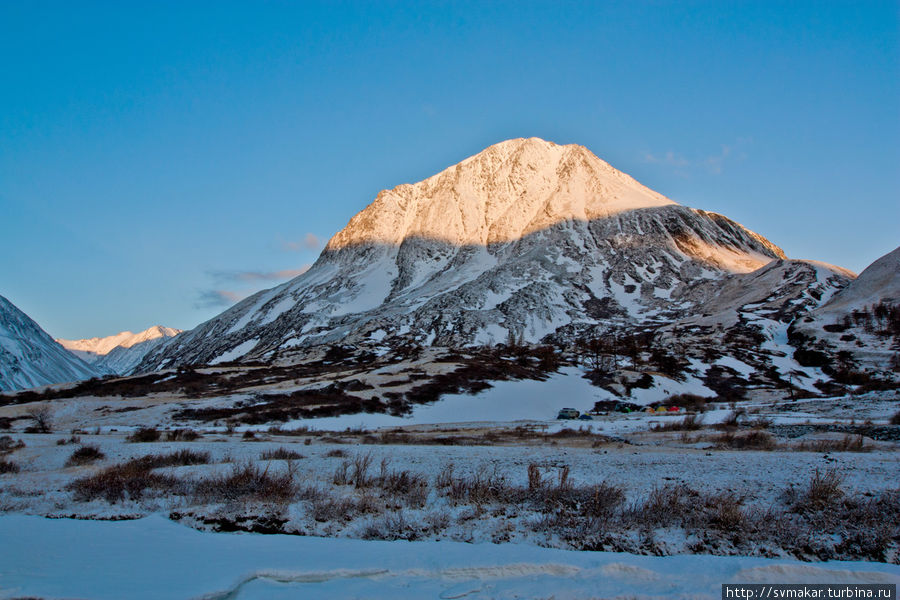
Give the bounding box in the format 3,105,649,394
282,233,321,252
209,266,311,283
643,139,749,176
195,289,248,308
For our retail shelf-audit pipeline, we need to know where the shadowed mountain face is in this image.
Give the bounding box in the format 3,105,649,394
139,138,847,371
0,295,99,391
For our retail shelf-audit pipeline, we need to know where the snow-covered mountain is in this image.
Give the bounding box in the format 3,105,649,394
58,326,181,375
140,137,845,371
790,246,899,372
0,295,99,392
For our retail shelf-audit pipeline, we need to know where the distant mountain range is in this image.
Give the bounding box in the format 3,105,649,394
57,326,182,376
4,138,896,395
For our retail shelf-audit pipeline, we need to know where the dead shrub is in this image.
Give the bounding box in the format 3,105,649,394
350,452,374,488
57,434,80,446
527,463,543,490
126,427,160,443
65,445,105,467
260,447,304,461
0,459,19,474
435,462,455,489
194,463,296,504
325,448,346,458
652,414,704,432
706,491,745,530
890,410,900,425
361,511,420,541
445,465,512,505
714,430,776,450
166,429,202,441
789,468,846,513
795,434,869,453
378,467,428,508
24,406,53,433
310,494,359,522
0,436,25,454
67,461,178,503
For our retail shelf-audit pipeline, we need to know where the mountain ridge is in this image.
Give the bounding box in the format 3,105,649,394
138,137,819,372
0,295,99,392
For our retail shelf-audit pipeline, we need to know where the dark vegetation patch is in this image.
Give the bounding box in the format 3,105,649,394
126,427,161,443
67,450,213,503
0,436,25,454
166,428,202,441
173,385,383,424
65,445,106,466
260,447,304,461
0,459,19,474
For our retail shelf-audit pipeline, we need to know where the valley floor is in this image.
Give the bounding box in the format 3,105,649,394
0,371,898,598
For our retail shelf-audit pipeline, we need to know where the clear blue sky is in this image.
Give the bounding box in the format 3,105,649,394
1,1,898,339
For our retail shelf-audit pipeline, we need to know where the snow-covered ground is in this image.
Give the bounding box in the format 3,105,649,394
1,514,897,600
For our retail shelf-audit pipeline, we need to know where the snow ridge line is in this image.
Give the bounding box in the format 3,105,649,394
198,563,582,600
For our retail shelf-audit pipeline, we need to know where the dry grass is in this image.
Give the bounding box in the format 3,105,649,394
794,434,870,453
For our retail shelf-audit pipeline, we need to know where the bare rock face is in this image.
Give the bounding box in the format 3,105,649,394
140,138,849,371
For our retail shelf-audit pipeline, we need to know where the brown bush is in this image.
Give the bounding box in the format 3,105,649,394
652,414,704,432
194,463,296,504
126,427,160,443
714,430,776,450
260,447,304,461
0,436,25,454
65,445,106,467
166,429,202,441
0,459,19,474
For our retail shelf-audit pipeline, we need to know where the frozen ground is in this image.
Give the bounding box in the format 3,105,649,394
0,514,897,600
0,368,898,598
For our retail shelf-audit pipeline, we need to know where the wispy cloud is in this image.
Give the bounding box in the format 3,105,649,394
643,151,690,168
281,233,321,252
198,265,311,309
195,289,248,308
643,139,749,176
209,266,310,283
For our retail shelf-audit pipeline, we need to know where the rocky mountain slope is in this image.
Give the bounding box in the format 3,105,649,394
789,246,899,373
58,326,181,375
139,137,857,373
0,295,99,391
